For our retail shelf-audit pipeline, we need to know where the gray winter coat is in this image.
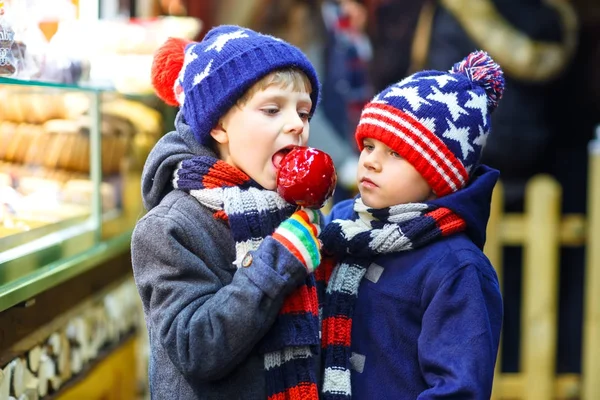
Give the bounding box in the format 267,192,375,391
131,113,309,399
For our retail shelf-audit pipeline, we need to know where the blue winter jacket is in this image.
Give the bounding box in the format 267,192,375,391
326,165,503,399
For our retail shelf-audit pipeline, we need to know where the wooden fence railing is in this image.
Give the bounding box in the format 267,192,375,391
487,134,600,400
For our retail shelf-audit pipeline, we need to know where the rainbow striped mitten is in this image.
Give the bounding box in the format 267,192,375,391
272,208,321,272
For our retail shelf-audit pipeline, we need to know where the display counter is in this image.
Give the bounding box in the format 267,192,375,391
0,76,161,399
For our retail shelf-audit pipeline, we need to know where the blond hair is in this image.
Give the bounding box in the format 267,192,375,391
237,68,313,106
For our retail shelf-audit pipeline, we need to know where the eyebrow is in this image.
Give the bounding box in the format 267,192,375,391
257,93,312,106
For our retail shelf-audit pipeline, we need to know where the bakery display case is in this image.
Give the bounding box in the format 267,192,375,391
0,5,202,397
0,76,161,312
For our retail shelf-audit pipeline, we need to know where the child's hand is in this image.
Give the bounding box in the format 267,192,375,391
272,208,321,273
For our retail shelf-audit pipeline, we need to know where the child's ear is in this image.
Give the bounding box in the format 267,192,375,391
210,122,229,144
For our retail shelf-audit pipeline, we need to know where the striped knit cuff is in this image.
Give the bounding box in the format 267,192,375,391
272,209,321,273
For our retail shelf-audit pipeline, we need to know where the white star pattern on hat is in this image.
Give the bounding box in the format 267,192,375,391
426,87,468,121
174,45,200,105
442,119,474,159
384,86,431,111
179,45,198,83
403,110,437,131
465,92,489,126
205,30,249,52
193,59,213,86
419,74,458,88
473,125,489,149
395,76,421,88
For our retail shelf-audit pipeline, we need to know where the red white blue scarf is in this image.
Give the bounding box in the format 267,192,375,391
174,156,321,400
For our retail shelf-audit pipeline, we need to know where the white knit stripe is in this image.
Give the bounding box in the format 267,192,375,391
368,224,411,253
249,187,275,218
322,367,352,396
353,199,376,221
326,263,367,295
362,105,467,185
386,236,413,252
223,186,244,215
188,188,224,211
387,203,430,222
387,210,426,224
275,227,315,271
336,219,371,240
370,225,413,253
246,187,291,212
264,346,313,370
223,186,290,215
360,116,460,192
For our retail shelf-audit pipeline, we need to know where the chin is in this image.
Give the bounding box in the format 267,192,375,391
361,194,393,209
360,195,379,209
258,175,277,191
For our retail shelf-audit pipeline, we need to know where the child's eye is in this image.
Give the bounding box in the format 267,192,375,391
262,108,279,115
363,144,374,151
298,111,310,121
391,151,402,159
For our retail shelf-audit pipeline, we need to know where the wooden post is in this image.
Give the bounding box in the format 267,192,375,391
485,182,504,399
521,175,561,400
582,131,600,399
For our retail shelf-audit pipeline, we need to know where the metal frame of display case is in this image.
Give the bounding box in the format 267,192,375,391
0,77,138,312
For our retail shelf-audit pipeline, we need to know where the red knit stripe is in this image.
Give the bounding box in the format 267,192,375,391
203,161,252,188
213,210,229,222
281,284,319,315
272,232,308,266
268,383,319,400
322,316,352,347
426,207,466,236
315,256,336,284
356,102,468,196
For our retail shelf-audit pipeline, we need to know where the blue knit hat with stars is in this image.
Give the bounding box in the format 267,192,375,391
355,50,505,197
166,25,320,146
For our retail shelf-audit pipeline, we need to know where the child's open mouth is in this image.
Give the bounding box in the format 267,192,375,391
272,145,297,169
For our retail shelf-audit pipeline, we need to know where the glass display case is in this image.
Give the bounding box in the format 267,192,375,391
0,77,162,311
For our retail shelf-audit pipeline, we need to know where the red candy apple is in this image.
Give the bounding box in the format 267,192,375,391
276,146,337,209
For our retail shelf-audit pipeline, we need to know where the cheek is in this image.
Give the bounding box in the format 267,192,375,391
301,125,310,144
414,174,432,197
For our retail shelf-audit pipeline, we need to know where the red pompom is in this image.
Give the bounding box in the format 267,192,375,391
151,37,193,106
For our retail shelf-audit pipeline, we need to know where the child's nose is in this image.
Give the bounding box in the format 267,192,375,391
283,114,304,136
363,152,381,171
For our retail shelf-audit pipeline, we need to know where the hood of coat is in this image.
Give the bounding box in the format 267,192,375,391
141,111,217,211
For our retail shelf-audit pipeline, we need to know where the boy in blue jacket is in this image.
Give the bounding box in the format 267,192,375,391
131,26,325,399
318,51,504,399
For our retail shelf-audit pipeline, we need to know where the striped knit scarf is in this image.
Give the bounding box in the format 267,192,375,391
173,156,321,400
317,197,466,399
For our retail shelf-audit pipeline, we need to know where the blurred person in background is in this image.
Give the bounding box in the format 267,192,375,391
250,0,373,204
366,0,429,92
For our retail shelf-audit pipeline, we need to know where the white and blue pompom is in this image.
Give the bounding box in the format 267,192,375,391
451,50,505,112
